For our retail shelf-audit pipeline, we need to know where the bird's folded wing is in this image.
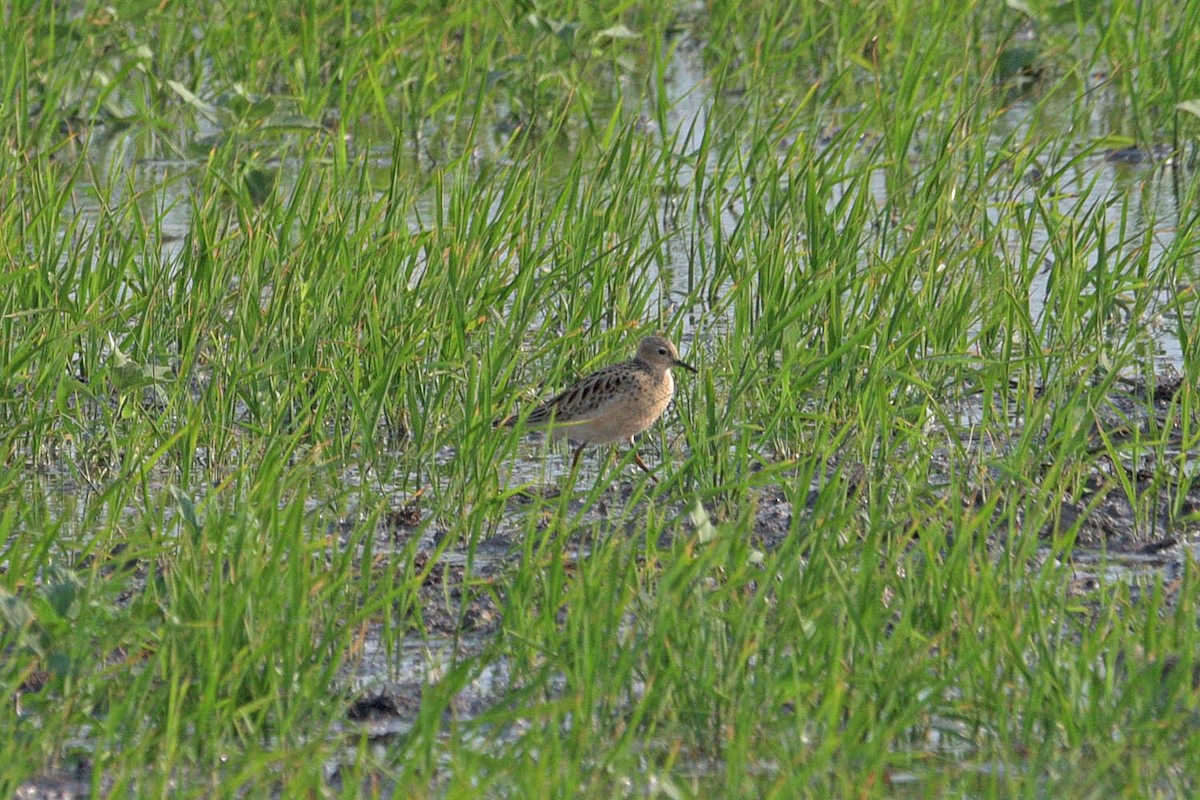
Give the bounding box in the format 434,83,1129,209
525,365,630,426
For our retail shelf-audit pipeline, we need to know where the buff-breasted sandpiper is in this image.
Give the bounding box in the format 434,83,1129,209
499,335,696,478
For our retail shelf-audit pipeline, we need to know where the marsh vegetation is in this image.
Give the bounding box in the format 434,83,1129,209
3,0,1200,796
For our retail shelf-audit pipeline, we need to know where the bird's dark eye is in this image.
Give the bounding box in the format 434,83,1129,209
658,347,668,355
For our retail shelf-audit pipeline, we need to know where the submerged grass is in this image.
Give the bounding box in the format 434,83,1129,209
3,0,1200,796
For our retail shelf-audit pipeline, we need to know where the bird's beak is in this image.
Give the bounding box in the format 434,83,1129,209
674,358,697,374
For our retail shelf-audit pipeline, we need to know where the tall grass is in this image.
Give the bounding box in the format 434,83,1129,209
2,0,1200,796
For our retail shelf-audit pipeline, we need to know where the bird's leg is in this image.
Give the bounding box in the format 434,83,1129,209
569,443,586,478
631,448,659,484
